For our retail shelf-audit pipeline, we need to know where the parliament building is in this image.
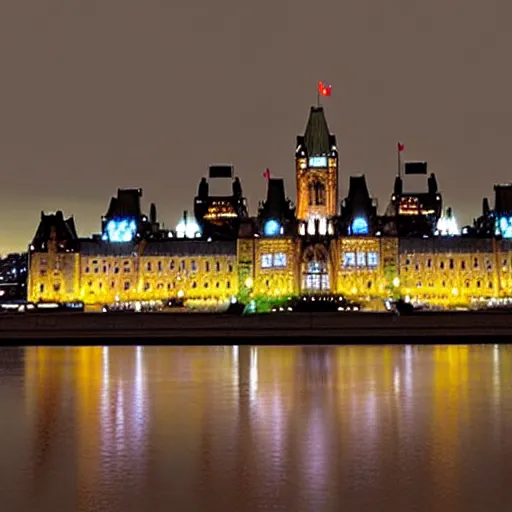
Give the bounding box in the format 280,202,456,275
27,105,512,310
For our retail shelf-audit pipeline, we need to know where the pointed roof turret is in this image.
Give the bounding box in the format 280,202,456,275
298,106,336,156
31,211,78,252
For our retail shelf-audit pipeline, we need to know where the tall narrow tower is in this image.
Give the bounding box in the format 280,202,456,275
295,106,338,221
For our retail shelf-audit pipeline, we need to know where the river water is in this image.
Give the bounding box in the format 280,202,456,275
0,345,511,511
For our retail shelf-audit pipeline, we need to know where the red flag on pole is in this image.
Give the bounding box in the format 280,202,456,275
317,81,332,97
263,168,270,180
397,142,405,152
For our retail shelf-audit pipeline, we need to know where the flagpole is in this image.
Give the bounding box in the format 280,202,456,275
397,143,402,177
397,145,401,177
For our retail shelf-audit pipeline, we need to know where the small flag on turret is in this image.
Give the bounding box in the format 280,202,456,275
398,142,404,152
318,81,332,97
263,168,271,180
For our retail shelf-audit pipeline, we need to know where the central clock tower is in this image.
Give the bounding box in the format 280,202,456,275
295,106,338,221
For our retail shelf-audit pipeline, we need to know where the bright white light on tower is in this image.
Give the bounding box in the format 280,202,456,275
176,216,201,239
318,217,327,235
307,218,316,235
437,214,460,236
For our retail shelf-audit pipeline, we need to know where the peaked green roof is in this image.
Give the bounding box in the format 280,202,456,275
303,106,333,156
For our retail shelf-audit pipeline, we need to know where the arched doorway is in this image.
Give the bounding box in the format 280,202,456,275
301,244,331,293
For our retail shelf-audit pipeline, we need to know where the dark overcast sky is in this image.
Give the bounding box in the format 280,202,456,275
1,0,512,252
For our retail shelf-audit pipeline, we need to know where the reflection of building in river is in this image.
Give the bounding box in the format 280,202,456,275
74,346,103,502
22,347,152,510
18,345,512,510
430,346,469,509
0,349,27,511
23,348,77,509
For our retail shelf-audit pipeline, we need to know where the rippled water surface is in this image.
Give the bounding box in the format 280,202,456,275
1,345,512,511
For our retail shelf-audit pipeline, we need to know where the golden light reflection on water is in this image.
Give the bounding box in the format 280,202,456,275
1,345,511,511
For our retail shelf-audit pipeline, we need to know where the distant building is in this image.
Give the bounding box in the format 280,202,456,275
0,252,28,300
26,105,512,309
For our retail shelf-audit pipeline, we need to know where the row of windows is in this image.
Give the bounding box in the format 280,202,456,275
144,281,231,291
403,257,494,271
83,260,234,274
261,253,287,268
406,280,494,289
82,280,233,292
342,251,379,268
37,278,496,294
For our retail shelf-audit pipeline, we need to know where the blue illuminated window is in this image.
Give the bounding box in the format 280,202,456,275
356,252,366,266
367,252,379,267
351,217,369,235
261,254,272,268
273,253,287,267
102,217,137,242
308,261,322,273
261,253,287,268
496,217,512,238
309,156,327,167
343,252,355,267
264,219,281,236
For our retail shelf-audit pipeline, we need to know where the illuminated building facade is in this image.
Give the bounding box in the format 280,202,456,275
26,105,512,310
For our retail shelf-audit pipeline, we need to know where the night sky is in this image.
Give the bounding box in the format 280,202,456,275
1,0,512,253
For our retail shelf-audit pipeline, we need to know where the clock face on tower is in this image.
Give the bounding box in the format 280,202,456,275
308,156,327,168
